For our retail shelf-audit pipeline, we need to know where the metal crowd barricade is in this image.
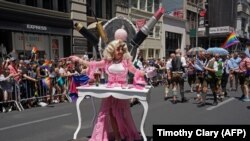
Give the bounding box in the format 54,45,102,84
1,75,73,112
17,75,72,110
0,80,23,112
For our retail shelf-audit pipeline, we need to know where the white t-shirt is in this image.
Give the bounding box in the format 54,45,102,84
166,59,172,70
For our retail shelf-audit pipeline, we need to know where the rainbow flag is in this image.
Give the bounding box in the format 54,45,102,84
221,32,240,48
42,60,52,68
42,77,51,88
31,47,38,54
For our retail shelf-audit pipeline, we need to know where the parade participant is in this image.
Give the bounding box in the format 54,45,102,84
221,55,232,98
237,52,250,102
69,40,144,141
187,57,196,93
169,49,188,104
200,53,219,106
214,54,224,101
229,53,241,91
194,51,206,103
165,53,175,100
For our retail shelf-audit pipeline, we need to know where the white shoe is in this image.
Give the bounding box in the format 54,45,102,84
8,106,12,112
38,102,48,107
2,107,6,113
190,89,193,93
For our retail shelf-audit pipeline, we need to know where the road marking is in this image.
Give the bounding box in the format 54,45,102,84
206,97,235,111
0,113,72,131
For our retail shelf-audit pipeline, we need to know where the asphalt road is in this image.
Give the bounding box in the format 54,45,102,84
0,85,249,141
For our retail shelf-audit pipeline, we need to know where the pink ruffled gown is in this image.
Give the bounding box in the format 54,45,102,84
88,59,141,141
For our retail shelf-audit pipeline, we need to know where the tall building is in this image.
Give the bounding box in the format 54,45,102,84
0,0,72,59
186,0,202,48
236,0,250,45
204,0,237,49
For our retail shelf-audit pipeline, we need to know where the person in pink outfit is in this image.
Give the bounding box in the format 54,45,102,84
69,38,144,141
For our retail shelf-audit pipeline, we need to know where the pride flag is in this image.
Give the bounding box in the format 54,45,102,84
31,47,38,54
42,60,52,68
42,77,51,88
221,32,240,48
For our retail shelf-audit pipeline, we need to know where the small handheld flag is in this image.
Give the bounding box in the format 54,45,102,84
31,46,38,54
221,32,240,48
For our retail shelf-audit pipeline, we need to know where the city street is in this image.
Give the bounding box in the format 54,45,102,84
0,85,249,141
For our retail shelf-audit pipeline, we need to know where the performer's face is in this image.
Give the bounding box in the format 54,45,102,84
114,45,124,60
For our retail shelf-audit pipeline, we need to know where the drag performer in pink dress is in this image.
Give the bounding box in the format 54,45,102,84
69,39,144,141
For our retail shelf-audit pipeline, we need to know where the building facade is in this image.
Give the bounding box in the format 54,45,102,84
0,0,72,60
236,0,250,45
162,15,186,57
128,0,162,59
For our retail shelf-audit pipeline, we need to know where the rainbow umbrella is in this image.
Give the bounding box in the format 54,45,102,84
207,47,229,55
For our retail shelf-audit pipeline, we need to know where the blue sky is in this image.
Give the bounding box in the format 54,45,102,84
162,0,184,13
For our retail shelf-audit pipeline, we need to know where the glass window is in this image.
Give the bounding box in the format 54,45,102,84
43,0,53,10
106,0,113,19
155,26,160,38
140,0,146,10
154,0,159,12
132,0,138,8
6,0,19,3
165,31,182,54
87,0,92,16
96,0,102,18
155,49,160,59
26,0,37,6
147,0,153,12
149,27,154,37
148,49,154,58
58,0,67,12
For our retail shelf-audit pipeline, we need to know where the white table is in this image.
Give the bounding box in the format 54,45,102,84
73,84,151,141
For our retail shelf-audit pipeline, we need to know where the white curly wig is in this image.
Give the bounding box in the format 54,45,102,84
103,39,132,61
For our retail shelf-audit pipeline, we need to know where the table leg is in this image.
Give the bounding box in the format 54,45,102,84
138,100,148,141
73,96,84,140
90,97,97,130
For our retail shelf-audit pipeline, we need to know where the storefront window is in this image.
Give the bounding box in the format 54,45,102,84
106,0,113,19
96,0,103,18
165,32,182,55
43,0,53,10
6,0,19,3
58,0,68,12
26,0,37,6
